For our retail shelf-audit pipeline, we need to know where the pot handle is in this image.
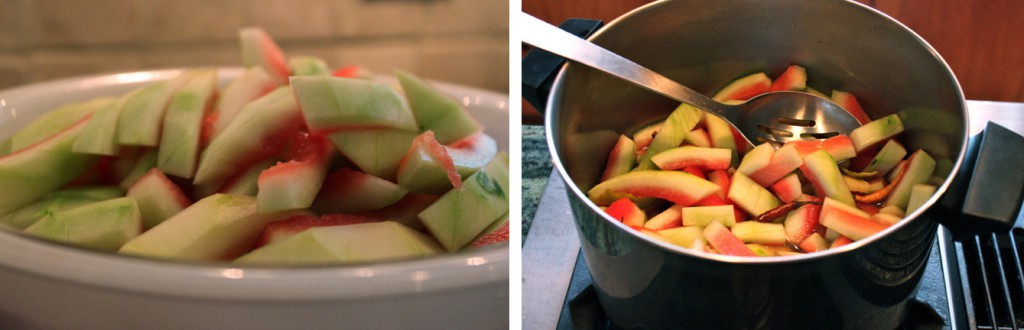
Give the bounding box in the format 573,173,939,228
932,121,1024,235
522,18,604,113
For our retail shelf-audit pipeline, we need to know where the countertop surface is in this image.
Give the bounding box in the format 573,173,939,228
521,100,1024,329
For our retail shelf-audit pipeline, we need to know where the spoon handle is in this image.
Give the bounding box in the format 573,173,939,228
519,13,730,117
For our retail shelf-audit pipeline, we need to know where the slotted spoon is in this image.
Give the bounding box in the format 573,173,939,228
521,13,862,147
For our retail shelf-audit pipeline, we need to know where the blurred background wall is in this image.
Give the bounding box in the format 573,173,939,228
0,0,509,93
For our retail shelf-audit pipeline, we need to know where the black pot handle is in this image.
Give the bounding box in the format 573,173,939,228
522,18,604,113
932,121,1024,236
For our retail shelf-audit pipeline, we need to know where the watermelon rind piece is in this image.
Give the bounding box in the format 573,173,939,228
11,96,113,152
849,114,904,152
24,197,141,251
292,75,418,133
802,149,855,205
711,72,771,102
127,168,191,229
886,150,936,209
288,56,331,76
195,86,304,186
588,170,720,207
468,213,510,249
658,226,705,248
449,133,498,178
736,143,774,175
157,69,218,179
234,221,442,265
0,118,98,216
419,152,509,252
256,134,332,212
681,205,735,227
326,128,418,181
0,186,124,230
727,171,781,217
210,67,278,140
395,69,482,144
118,194,311,262
239,27,290,84
650,146,731,171
731,221,787,245
600,134,636,182
72,92,134,156
312,168,409,214
397,131,463,194
116,74,190,147
218,158,276,196
862,139,907,177
637,103,703,170
118,149,158,189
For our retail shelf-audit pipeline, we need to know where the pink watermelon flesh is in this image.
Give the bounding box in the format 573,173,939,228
240,27,290,84
418,131,461,189
711,72,772,102
703,221,756,257
748,144,803,186
127,168,191,229
468,220,509,249
820,207,887,241
831,90,871,125
605,197,646,227
332,65,374,79
446,132,499,178
600,134,637,182
194,86,306,186
588,170,720,207
257,132,333,212
650,146,731,171
643,205,682,231
783,202,821,244
769,173,804,203
831,235,854,249
785,135,857,161
798,233,828,252
769,65,807,92
707,169,730,199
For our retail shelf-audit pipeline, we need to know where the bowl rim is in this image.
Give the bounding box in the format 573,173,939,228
0,67,510,300
544,0,968,264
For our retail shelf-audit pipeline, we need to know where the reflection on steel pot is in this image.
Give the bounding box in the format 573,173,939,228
543,0,966,329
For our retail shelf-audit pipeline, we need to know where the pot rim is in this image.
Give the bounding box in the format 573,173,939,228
544,0,968,264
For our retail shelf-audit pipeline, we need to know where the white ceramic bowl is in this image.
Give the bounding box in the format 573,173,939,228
0,68,509,330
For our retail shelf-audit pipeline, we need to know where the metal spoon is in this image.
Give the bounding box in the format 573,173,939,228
520,13,862,147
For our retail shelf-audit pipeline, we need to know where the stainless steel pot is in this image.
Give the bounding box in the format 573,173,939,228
542,1,967,329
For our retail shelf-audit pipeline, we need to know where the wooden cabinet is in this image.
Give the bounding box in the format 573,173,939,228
523,0,1024,123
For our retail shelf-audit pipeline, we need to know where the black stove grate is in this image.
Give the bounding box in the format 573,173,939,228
954,228,1024,330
